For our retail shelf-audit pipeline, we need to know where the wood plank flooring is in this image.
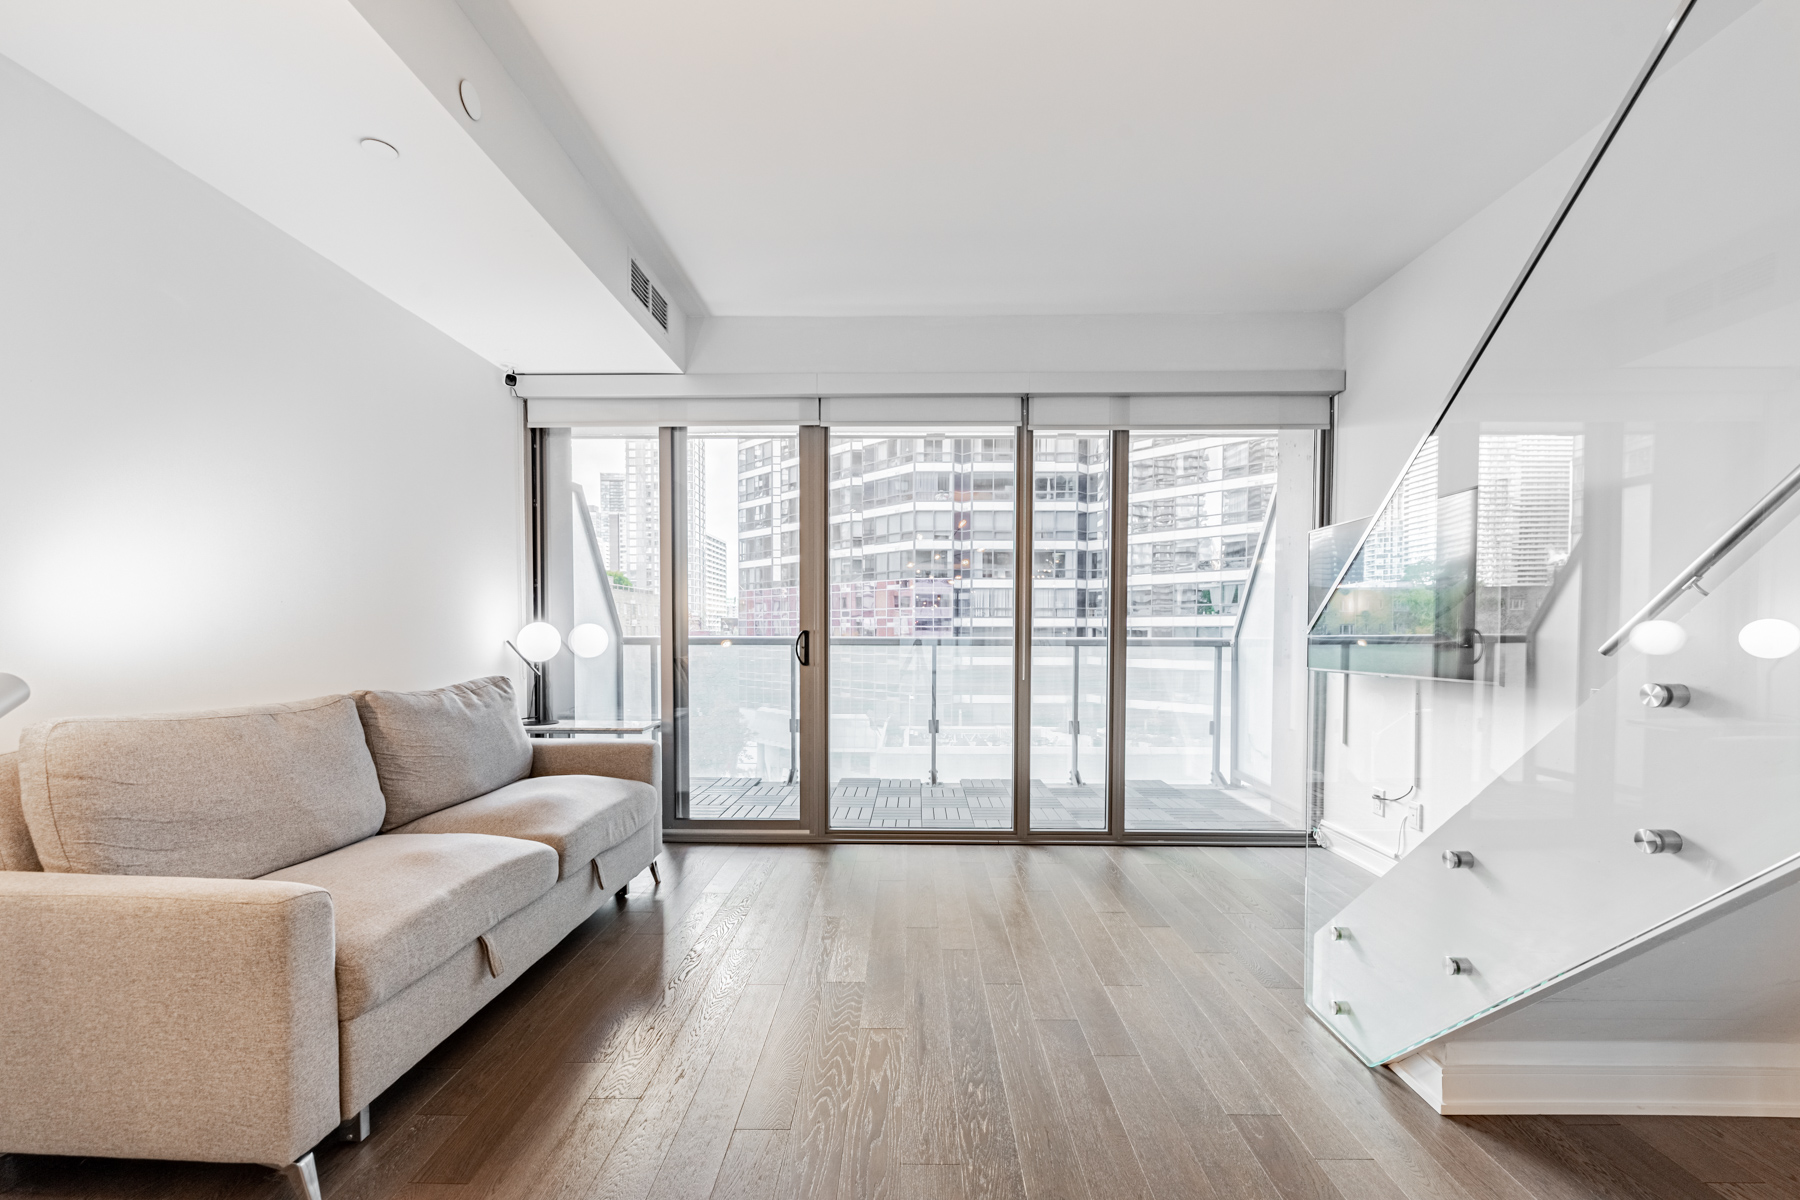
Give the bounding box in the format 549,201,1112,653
6,843,1800,1200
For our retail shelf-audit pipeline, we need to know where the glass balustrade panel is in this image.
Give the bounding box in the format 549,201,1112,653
1304,0,1800,1064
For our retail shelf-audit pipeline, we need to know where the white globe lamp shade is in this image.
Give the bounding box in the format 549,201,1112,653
0,673,28,719
568,623,612,658
1628,620,1688,656
1739,618,1800,660
515,622,562,663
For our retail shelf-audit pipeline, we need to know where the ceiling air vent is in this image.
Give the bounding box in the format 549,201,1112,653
629,259,670,332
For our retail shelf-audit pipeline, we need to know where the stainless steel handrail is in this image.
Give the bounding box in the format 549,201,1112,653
1599,460,1800,656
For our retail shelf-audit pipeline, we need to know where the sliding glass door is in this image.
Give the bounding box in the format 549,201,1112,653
536,413,1317,842
680,428,802,820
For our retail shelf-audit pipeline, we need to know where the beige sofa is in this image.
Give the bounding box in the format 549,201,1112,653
0,677,660,1199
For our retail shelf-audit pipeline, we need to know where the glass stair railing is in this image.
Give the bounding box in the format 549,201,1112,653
1303,0,1800,1066
1310,479,1800,1064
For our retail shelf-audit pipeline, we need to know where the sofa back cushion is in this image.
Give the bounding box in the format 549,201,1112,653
352,677,532,830
17,695,385,878
0,750,41,872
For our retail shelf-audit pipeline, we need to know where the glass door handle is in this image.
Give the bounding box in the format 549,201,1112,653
794,630,810,666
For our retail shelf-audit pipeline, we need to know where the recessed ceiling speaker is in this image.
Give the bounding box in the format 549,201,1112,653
359,137,399,159
459,79,483,121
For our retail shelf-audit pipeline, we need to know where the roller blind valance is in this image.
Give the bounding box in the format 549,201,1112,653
526,396,819,428
527,396,1024,428
1026,394,1330,428
525,388,1333,429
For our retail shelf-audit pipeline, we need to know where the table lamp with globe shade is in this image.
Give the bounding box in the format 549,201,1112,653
506,623,561,726
506,622,615,726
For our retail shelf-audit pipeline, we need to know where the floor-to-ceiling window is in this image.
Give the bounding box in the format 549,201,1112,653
826,429,1018,830
1122,431,1292,831
536,409,1318,842
565,432,662,723
1027,430,1112,831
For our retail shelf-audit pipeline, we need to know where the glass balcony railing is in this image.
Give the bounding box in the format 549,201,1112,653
1305,0,1800,1065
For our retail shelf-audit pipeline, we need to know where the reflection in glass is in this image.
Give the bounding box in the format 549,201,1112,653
827,430,1016,830
1310,433,1580,679
1028,432,1110,831
1308,515,1371,621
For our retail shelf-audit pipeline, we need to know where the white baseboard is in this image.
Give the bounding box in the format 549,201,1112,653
1391,1042,1800,1116
1315,820,1396,877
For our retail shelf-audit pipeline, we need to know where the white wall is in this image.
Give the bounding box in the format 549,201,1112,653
0,54,529,750
1334,135,1595,522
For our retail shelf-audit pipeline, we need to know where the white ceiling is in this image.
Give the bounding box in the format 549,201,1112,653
509,0,1681,317
0,0,679,372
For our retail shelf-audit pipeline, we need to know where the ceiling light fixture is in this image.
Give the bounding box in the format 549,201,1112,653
359,137,399,159
459,79,483,122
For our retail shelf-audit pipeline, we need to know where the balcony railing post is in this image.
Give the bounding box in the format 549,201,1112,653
1069,638,1083,786
928,640,941,785
649,642,659,726
1212,643,1225,786
787,647,799,785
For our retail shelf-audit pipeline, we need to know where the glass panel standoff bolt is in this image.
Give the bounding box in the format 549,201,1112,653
1640,683,1690,709
1331,1000,1351,1015
1330,926,1350,941
1634,828,1684,855
1445,956,1474,976
1442,850,1475,869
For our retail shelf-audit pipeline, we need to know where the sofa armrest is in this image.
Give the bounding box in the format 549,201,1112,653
530,738,657,786
0,872,339,1168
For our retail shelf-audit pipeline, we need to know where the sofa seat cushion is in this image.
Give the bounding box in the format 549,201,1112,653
392,775,657,881
263,832,557,1019
18,696,385,878
352,677,533,831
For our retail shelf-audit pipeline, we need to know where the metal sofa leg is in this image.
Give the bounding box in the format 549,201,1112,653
280,1152,321,1200
338,1105,371,1143
649,858,661,885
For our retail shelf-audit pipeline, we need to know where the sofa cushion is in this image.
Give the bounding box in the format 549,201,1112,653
0,750,40,872
263,832,557,1019
353,677,533,830
17,696,385,878
392,774,657,881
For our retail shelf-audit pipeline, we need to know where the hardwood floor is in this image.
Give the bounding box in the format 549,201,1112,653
8,843,1800,1200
